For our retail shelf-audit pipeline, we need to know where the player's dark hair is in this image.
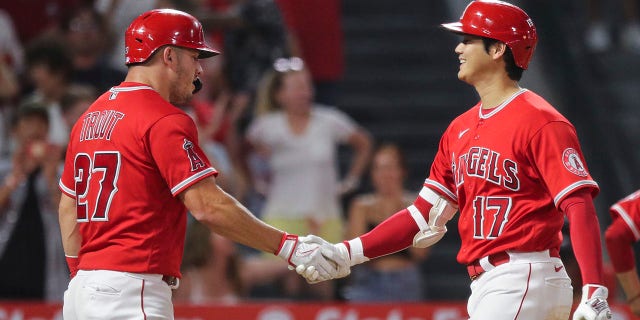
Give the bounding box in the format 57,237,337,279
482,38,524,81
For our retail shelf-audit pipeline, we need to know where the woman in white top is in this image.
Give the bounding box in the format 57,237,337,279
246,57,372,300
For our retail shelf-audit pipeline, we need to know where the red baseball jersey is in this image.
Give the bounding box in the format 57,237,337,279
425,89,599,264
609,190,640,241
59,82,217,277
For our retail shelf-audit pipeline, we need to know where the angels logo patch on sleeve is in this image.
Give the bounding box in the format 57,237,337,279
562,148,588,177
183,139,205,171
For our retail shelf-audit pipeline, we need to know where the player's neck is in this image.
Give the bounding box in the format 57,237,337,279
124,66,170,101
476,79,521,110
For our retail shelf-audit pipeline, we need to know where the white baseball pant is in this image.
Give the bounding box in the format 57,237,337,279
467,250,573,320
63,270,174,320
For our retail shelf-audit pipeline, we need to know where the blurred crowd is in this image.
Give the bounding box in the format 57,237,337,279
0,0,434,304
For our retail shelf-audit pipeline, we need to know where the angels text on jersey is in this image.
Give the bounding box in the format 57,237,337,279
452,146,520,191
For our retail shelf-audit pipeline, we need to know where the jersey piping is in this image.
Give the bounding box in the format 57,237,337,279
170,168,217,195
109,85,157,93
611,204,640,240
479,88,527,119
553,180,599,206
424,178,458,202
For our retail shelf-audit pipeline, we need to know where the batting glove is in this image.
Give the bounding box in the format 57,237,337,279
573,284,612,320
275,233,341,282
297,238,371,283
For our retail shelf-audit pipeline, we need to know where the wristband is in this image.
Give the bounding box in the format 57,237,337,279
66,255,79,279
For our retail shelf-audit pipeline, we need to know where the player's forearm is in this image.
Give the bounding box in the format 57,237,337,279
59,195,81,256
358,208,418,259
617,268,640,301
563,191,605,285
185,178,284,254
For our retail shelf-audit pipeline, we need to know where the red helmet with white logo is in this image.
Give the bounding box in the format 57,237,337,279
441,0,537,69
124,9,219,65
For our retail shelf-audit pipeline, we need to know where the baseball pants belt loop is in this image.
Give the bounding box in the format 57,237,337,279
466,251,510,281
162,275,180,290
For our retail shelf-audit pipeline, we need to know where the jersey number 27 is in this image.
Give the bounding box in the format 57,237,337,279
74,152,121,222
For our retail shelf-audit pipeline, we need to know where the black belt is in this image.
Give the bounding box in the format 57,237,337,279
162,275,179,289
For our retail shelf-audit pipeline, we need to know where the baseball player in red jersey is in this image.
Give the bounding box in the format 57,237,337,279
605,189,640,316
58,9,344,319
296,1,612,319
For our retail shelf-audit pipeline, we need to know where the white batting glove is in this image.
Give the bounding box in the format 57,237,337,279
295,238,371,283
275,233,341,282
573,284,612,320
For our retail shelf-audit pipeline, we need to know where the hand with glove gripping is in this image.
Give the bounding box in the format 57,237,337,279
573,284,612,320
275,233,347,282
295,238,368,283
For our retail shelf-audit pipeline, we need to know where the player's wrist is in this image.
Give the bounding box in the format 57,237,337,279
65,255,79,279
337,238,369,266
582,283,608,300
275,232,298,265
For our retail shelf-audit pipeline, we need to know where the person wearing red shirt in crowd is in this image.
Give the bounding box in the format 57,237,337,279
276,0,344,106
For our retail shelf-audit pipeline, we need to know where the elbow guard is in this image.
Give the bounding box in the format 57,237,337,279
409,187,458,248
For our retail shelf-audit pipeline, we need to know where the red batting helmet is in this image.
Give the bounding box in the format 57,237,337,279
441,0,537,69
124,9,219,65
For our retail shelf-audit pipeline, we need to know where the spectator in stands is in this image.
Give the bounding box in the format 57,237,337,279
199,0,291,107
59,84,96,131
61,4,126,93
605,189,640,316
584,0,640,53
0,9,23,159
197,0,293,154
0,0,79,45
23,39,73,148
173,220,289,304
94,0,161,72
342,143,429,301
246,57,372,300
276,0,345,106
0,104,67,301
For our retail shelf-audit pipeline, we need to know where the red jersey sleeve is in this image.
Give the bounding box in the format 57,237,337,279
147,113,217,195
527,121,599,206
59,139,79,198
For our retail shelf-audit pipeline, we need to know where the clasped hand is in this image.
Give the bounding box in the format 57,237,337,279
280,235,351,283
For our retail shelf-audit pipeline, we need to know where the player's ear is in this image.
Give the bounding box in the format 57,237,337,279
492,42,507,60
162,46,176,65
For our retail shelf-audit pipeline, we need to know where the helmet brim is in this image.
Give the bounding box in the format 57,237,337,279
440,22,465,34
197,47,220,59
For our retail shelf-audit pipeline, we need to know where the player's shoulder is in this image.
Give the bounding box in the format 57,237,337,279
517,90,569,123
617,189,640,206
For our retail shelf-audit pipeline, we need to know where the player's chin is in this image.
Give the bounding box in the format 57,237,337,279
170,93,192,105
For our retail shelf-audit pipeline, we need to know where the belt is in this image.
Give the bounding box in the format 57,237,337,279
162,275,180,289
466,249,560,281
